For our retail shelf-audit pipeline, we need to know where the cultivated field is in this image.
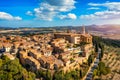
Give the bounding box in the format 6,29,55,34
101,46,120,80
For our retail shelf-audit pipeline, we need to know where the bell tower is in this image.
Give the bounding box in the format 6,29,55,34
82,25,86,34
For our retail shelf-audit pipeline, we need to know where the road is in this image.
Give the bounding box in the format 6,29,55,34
85,49,101,80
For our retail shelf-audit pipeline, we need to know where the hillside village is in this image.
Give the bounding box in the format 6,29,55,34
0,26,94,73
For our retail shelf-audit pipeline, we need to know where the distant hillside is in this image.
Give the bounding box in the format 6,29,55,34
87,25,120,40
87,25,120,34
0,26,16,30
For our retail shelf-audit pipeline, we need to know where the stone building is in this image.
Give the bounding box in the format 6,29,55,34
54,26,92,44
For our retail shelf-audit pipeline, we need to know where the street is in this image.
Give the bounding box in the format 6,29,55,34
85,49,101,80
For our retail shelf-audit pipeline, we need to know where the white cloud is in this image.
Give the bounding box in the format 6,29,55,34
45,0,76,6
59,13,77,20
0,12,22,20
14,16,22,20
80,11,120,20
88,2,120,11
44,0,76,11
87,7,100,10
26,11,33,16
34,3,58,21
32,0,76,21
81,2,120,20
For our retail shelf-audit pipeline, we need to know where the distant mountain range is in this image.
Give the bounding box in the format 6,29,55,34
0,25,120,34
0,26,16,30
87,24,120,34
86,25,120,40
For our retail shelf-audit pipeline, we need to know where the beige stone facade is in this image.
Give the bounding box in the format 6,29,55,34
54,32,92,44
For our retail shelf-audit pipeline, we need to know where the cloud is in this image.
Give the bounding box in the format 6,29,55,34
88,2,120,11
30,0,76,21
80,2,120,20
80,11,120,20
0,12,22,20
34,3,58,21
44,0,76,11
87,7,100,10
45,0,75,6
26,11,33,16
59,13,77,20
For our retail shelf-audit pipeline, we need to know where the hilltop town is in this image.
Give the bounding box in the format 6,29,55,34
1,0,120,79
0,26,93,73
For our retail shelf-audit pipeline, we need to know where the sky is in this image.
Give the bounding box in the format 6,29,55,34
0,0,120,27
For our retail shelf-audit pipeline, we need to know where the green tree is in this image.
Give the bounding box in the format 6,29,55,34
0,56,36,80
97,61,110,76
64,72,72,80
53,70,64,80
99,43,104,58
88,55,93,66
46,70,52,80
28,72,36,80
93,69,97,77
95,42,99,52
79,69,83,78
0,59,2,67
7,73,13,80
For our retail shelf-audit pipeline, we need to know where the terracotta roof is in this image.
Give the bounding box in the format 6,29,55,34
39,55,56,64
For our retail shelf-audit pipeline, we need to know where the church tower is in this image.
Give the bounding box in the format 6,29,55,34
82,25,86,34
